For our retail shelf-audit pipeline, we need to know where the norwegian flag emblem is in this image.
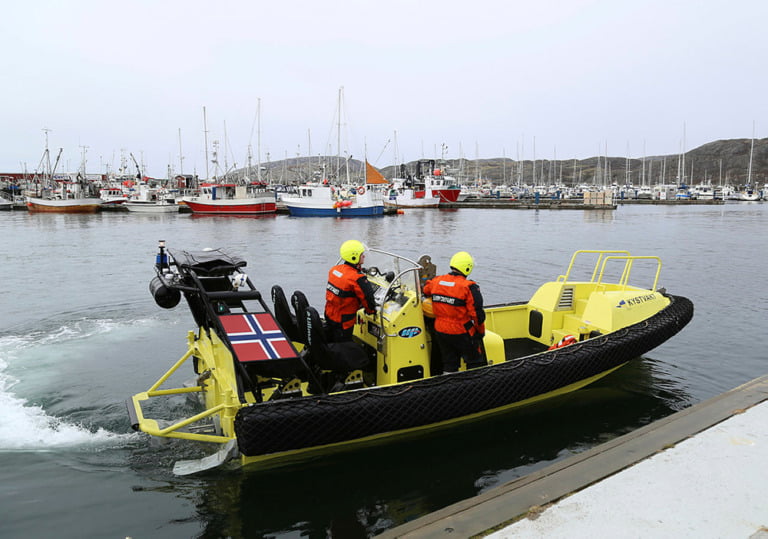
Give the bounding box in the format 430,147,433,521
219,313,298,362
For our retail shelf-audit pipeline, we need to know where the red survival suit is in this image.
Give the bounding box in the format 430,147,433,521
423,270,486,372
325,262,375,341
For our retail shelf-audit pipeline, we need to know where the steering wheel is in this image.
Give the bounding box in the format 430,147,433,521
383,282,402,303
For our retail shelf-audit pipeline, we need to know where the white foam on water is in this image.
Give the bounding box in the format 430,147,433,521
0,382,136,450
0,317,151,451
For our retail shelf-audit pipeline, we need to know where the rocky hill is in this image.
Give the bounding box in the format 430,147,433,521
238,138,768,187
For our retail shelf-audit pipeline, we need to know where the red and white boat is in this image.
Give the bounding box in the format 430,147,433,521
99,187,129,205
417,160,462,203
383,179,440,208
182,182,276,215
383,160,462,207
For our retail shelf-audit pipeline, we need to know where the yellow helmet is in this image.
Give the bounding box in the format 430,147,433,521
340,239,366,264
450,251,474,276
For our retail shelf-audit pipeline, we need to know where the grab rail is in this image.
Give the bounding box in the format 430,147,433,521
597,255,662,291
557,250,662,291
558,250,631,283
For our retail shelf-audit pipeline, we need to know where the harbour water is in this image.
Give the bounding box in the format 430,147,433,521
0,203,765,538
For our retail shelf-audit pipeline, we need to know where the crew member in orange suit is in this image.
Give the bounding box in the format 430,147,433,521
325,239,376,342
423,251,486,373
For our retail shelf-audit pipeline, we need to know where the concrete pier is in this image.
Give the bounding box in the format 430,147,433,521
380,375,768,538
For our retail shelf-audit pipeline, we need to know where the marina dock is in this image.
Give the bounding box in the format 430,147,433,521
440,198,724,210
380,374,768,538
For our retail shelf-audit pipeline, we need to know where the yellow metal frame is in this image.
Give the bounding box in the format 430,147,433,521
128,333,237,445
557,250,662,291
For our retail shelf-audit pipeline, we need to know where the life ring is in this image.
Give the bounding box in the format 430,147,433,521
357,186,365,195
548,334,577,350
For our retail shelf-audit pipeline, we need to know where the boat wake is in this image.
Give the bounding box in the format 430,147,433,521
0,311,162,452
0,381,133,451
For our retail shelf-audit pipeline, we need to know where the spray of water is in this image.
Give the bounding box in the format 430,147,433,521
0,315,154,451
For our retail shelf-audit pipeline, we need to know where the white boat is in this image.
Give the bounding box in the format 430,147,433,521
384,172,440,208
26,139,104,213
282,183,384,217
124,184,180,213
384,186,440,208
736,188,760,201
124,199,180,213
690,185,715,200
737,124,761,201
26,196,104,213
0,196,12,211
27,175,105,212
99,187,129,205
281,161,386,217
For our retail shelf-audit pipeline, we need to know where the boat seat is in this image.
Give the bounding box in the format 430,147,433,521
290,290,311,344
303,306,370,374
271,285,302,343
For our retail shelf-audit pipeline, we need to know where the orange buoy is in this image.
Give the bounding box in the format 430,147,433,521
548,334,577,350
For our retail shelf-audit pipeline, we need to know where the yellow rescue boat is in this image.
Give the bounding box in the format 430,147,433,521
127,243,693,474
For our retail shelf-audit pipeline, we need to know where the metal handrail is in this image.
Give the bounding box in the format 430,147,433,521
596,255,663,291
558,250,631,283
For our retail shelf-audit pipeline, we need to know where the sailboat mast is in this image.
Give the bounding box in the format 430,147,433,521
43,128,52,181
203,106,210,181
337,87,343,181
178,128,184,175
502,147,506,184
223,120,229,179
307,128,312,182
256,98,262,184
682,122,686,185
747,121,755,185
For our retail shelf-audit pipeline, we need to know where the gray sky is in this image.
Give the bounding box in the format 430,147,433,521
2,0,766,178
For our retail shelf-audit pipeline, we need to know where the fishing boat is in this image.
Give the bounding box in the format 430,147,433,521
417,160,462,203
26,196,104,213
281,162,387,217
124,199,180,213
99,187,129,205
26,137,105,213
384,163,440,208
127,244,693,474
27,172,104,213
183,182,276,215
124,184,180,213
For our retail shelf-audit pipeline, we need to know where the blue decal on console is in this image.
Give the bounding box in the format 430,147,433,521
398,326,422,338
